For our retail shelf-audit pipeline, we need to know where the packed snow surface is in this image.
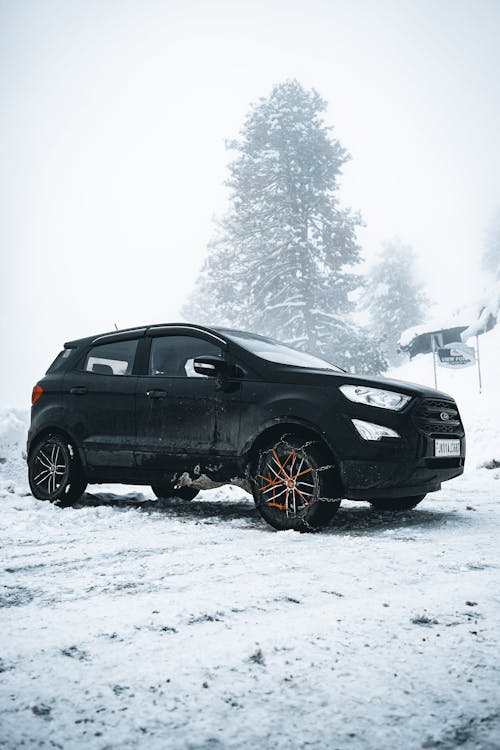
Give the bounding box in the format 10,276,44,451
1,330,500,748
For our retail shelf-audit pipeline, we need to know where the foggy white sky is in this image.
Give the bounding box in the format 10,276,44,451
1,0,499,407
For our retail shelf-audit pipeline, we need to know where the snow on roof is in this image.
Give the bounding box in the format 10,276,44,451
399,284,500,348
399,319,467,348
460,280,500,340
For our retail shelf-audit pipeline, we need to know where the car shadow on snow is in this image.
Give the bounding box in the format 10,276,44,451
71,491,262,526
323,502,461,537
66,490,463,535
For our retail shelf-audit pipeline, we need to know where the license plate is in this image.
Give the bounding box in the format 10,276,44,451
434,438,461,457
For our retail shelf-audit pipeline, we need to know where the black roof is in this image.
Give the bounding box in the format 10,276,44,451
64,323,234,349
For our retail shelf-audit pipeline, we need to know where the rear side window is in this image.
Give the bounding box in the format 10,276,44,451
150,335,223,377
84,339,138,376
46,348,73,374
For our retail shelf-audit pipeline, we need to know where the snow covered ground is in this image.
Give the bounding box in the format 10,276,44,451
2,340,500,749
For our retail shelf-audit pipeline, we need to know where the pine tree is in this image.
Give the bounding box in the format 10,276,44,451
365,239,428,365
183,80,386,374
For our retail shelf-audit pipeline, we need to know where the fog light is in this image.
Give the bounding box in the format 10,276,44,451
352,419,400,441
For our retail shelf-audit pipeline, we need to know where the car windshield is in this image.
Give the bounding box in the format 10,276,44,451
219,330,343,371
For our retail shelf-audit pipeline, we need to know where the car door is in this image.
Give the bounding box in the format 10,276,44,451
135,331,227,469
64,335,141,468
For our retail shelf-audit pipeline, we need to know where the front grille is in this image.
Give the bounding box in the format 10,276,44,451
412,398,464,437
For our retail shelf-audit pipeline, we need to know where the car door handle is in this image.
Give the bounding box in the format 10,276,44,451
146,389,167,399
70,386,88,395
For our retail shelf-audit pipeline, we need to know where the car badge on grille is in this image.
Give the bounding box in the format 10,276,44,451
440,412,451,421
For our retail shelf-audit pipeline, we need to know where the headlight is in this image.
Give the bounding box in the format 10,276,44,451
340,384,411,411
352,419,400,441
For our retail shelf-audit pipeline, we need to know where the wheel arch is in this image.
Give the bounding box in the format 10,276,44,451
242,418,343,491
28,425,87,470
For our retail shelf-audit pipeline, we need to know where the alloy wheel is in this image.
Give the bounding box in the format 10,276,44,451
31,440,70,500
257,446,317,518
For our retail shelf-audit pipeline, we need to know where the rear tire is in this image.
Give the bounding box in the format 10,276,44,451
28,433,87,504
250,433,341,532
369,494,426,511
151,484,200,501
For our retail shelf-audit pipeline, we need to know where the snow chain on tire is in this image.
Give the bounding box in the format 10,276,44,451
250,433,342,532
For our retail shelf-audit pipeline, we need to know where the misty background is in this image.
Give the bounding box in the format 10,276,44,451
1,0,500,407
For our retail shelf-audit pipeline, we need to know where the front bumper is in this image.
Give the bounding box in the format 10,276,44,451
335,395,466,500
340,455,464,500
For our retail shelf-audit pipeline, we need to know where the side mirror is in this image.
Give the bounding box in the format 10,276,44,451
193,355,226,377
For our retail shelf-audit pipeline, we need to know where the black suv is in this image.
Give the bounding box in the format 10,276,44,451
27,323,465,531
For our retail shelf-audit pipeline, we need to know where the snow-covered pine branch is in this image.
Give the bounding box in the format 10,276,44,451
183,80,387,374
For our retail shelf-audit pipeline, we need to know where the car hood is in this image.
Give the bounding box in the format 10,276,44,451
270,366,456,401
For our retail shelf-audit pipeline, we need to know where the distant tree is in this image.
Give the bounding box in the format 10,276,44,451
183,80,386,374
482,207,500,278
365,239,428,366
462,208,500,338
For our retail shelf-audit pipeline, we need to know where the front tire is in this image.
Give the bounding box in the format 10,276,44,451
151,484,200,501
251,434,341,532
28,433,87,504
369,494,426,511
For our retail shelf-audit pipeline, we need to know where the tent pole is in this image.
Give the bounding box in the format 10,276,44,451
431,335,438,389
476,334,483,394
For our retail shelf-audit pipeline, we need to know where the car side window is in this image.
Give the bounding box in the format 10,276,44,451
84,339,138,376
149,335,223,378
46,348,73,373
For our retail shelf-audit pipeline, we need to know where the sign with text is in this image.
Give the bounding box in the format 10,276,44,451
437,342,476,369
